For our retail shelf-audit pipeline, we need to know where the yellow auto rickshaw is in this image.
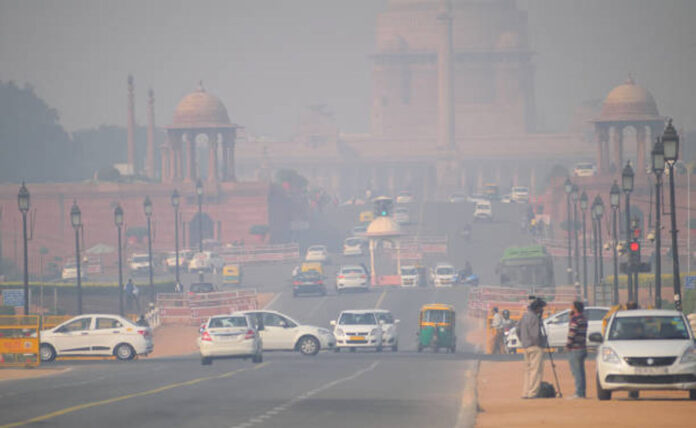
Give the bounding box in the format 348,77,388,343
417,304,456,353
222,264,242,286
301,262,324,275
359,210,374,223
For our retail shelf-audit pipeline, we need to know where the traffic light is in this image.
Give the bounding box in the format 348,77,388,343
373,197,393,217
629,240,641,266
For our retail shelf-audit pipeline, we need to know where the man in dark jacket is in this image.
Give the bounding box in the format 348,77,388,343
519,298,546,398
566,301,588,398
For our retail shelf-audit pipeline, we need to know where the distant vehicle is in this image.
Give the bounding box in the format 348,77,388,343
374,309,399,352
61,261,87,281
511,186,530,203
501,194,512,204
359,210,374,223
331,310,384,352
305,245,330,264
164,250,193,271
189,282,216,294
393,206,410,225
222,264,242,286
336,265,369,293
198,314,262,365
240,310,335,356
292,270,326,297
351,225,368,236
128,253,150,274
431,263,457,287
483,183,499,200
448,191,468,203
573,162,597,177
188,251,224,274
300,262,323,275
498,245,554,290
396,191,414,204
343,237,367,256
473,200,493,221
467,193,487,203
592,309,696,401
400,265,420,287
39,314,152,362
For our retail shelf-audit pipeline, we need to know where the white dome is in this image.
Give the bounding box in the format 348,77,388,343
366,216,404,237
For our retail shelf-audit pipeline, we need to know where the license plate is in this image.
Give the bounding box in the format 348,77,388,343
635,367,668,375
350,336,365,341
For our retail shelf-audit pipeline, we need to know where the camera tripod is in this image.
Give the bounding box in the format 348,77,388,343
540,316,563,398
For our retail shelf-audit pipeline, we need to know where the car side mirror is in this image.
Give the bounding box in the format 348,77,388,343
589,332,603,343
330,320,336,326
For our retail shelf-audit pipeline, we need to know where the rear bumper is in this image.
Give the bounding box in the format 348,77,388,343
293,285,326,294
199,341,259,358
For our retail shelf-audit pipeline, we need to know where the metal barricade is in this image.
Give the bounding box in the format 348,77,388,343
0,315,40,367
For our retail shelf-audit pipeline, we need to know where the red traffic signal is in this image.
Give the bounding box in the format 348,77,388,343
633,228,641,238
629,241,640,252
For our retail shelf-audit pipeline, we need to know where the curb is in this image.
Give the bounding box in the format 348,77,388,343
456,359,480,428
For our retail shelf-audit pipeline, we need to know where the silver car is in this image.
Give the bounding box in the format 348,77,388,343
336,265,369,293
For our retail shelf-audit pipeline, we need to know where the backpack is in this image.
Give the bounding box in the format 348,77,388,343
537,381,556,398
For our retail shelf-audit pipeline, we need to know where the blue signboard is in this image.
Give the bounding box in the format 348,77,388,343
685,276,696,290
2,289,25,306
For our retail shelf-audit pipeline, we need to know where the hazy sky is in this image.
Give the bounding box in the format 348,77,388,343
1,0,695,138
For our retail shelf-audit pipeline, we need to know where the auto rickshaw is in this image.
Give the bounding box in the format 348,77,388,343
222,264,242,286
359,210,374,223
417,304,456,353
300,262,324,275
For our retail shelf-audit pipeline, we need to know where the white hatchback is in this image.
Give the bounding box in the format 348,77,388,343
374,309,400,351
239,310,335,356
343,237,367,256
473,200,493,221
40,314,153,362
331,310,384,352
592,309,696,400
305,245,330,263
336,265,369,293
198,314,262,365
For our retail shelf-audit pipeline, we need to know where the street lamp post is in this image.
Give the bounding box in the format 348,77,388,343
594,195,605,304
196,179,204,253
572,184,580,286
564,178,573,284
114,204,124,316
17,183,30,315
610,181,621,305
580,191,589,301
171,189,181,289
70,201,83,314
663,120,682,311
591,197,599,304
652,138,665,308
144,196,154,304
622,162,635,301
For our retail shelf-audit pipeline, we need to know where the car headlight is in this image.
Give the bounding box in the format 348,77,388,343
370,328,379,336
335,328,344,336
680,346,696,363
601,347,621,364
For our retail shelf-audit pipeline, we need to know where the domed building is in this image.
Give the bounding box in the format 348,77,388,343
593,77,664,175
163,83,238,183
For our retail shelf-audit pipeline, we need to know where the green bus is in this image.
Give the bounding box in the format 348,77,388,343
498,245,554,289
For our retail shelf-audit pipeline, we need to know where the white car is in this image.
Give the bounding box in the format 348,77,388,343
511,186,529,203
448,191,468,203
473,200,493,221
61,261,86,281
351,225,368,236
400,265,420,287
39,314,153,362
164,249,193,271
198,314,262,365
239,310,335,356
305,245,330,263
128,253,150,274
396,191,414,204
375,309,400,351
505,306,610,351
431,263,456,287
343,237,367,256
393,206,410,225
336,265,369,293
592,309,696,400
573,162,597,177
188,251,224,273
331,310,384,352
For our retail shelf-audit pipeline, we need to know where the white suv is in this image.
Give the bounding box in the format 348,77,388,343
128,253,150,274
592,309,696,400
305,245,330,263
331,310,384,352
431,263,456,287
473,200,493,222
239,310,335,356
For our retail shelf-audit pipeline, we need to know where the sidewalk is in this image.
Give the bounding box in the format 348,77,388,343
476,357,694,428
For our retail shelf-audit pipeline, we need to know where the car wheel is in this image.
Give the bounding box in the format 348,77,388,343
628,391,639,399
201,356,212,365
252,352,263,363
596,375,611,400
297,336,320,356
689,390,696,400
114,343,135,361
40,344,56,362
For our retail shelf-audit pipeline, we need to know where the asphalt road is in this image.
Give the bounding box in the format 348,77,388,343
0,199,531,428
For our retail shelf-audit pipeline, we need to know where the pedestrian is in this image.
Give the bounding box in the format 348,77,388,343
566,301,588,399
519,298,546,398
132,283,141,313
175,281,183,293
125,278,135,311
491,307,504,354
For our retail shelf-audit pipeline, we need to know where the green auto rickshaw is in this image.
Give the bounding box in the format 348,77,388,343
417,304,456,353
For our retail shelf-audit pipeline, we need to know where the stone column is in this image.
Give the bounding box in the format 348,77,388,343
160,146,169,183
127,75,136,171
146,88,156,179
207,132,218,183
611,126,624,173
596,126,608,173
187,134,196,182
636,125,647,176
225,129,237,182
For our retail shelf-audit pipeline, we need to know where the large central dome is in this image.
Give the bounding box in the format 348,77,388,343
599,77,660,122
170,83,232,129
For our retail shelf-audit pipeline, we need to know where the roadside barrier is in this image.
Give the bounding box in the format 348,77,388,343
220,244,299,264
0,315,40,367
157,289,258,325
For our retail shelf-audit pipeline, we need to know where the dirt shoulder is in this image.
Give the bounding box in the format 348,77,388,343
0,367,71,382
476,358,694,428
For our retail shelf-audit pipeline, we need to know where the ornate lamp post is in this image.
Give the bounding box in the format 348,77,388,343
196,179,204,253
70,201,83,314
662,120,682,311
651,138,665,308
144,196,154,304
610,181,621,305
571,183,580,285
594,195,605,304
171,189,181,289
114,204,124,316
622,162,635,300
564,177,573,284
17,183,30,315
580,191,589,301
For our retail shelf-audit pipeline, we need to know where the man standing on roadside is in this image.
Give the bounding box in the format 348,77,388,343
519,298,546,398
491,307,504,354
566,300,588,398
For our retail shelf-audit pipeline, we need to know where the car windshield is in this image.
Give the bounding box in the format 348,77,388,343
308,246,325,252
576,163,593,169
208,317,247,328
395,208,407,214
375,312,394,324
131,255,148,263
339,313,377,325
476,203,490,209
608,316,690,340
297,271,320,280
342,268,364,275
401,268,417,275
191,283,214,292
345,238,362,246
424,310,451,323
436,267,454,275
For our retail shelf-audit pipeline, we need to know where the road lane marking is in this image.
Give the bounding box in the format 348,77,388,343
0,362,269,428
455,360,479,428
374,289,387,308
229,361,379,428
